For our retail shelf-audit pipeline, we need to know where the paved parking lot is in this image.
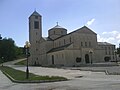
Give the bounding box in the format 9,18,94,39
1,60,120,90
10,65,88,79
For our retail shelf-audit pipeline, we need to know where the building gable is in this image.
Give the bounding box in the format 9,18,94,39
75,26,97,35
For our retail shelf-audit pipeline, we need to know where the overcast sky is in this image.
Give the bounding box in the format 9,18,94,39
0,0,120,47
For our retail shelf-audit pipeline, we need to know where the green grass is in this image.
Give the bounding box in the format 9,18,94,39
14,60,26,65
0,66,67,81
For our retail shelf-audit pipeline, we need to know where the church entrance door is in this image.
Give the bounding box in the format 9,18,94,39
52,55,54,65
85,54,90,63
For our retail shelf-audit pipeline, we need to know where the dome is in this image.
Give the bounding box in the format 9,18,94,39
50,22,66,30
48,23,67,40
52,25,65,29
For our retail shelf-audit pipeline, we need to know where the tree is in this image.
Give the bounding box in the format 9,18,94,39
0,38,16,61
117,44,120,57
0,37,25,63
15,46,25,59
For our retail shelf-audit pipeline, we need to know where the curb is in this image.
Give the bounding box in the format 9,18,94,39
70,68,117,75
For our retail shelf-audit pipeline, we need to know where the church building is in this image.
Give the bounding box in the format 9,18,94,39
28,11,116,66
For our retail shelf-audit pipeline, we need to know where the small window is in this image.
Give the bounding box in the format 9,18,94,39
105,51,107,55
59,41,61,46
89,42,91,47
56,54,58,59
62,54,64,58
34,21,39,29
113,56,114,59
54,31,55,34
64,39,65,44
109,51,111,55
112,51,114,55
85,42,87,47
81,42,83,46
36,57,38,60
70,37,71,43
105,47,107,50
35,16,38,19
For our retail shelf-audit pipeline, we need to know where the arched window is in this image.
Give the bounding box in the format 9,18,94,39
70,37,71,43
85,42,87,47
54,31,55,34
81,42,83,46
89,42,91,47
64,39,65,45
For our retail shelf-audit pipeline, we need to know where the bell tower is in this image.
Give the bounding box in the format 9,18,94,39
29,10,42,43
29,11,42,65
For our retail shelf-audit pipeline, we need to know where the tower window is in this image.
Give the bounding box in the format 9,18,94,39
35,16,38,19
34,21,39,29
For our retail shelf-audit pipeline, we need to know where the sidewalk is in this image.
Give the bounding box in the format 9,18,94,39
0,70,17,89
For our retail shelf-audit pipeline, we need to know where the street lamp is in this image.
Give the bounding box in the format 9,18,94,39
24,41,31,79
89,49,93,64
114,50,117,63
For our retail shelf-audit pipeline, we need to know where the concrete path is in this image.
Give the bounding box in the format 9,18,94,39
2,58,26,66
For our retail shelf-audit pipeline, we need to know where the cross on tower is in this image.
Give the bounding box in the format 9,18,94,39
56,22,58,25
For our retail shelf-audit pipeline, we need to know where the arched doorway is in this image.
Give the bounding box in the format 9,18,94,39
104,56,110,62
85,54,90,63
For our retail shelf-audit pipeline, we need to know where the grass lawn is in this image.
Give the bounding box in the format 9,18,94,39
0,66,67,81
14,59,26,65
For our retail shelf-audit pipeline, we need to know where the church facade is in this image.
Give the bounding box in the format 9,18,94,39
28,11,116,66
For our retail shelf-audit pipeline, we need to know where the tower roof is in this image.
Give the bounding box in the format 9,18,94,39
29,10,41,17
